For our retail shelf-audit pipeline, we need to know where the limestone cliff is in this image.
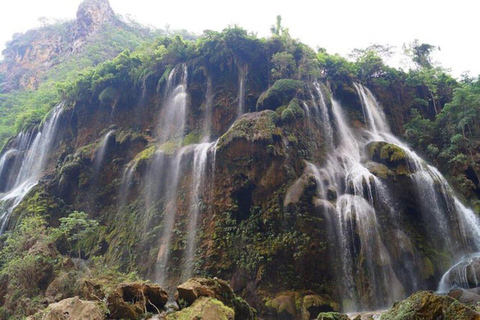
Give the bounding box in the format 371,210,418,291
0,0,116,92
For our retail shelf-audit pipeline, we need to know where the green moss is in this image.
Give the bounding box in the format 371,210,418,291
281,108,295,123
217,110,279,150
420,257,435,280
159,140,180,154
167,297,234,320
183,132,200,146
316,312,349,320
379,144,406,162
98,86,118,104
257,79,304,111
115,127,143,144
133,145,156,163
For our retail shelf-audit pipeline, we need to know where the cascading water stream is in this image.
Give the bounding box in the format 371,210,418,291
301,81,480,311
93,130,115,173
154,147,189,286
237,64,247,116
201,77,214,143
181,141,216,281
0,103,64,233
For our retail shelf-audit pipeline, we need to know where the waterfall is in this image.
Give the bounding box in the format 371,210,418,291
93,129,115,173
157,64,188,143
0,103,64,233
313,82,334,146
154,147,189,286
201,77,214,143
237,64,247,116
181,142,216,281
301,82,480,311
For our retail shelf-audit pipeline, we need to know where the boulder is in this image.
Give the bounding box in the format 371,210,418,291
33,296,105,320
316,312,350,320
302,295,338,319
107,282,168,319
365,141,411,176
265,291,339,320
265,292,298,319
380,290,480,320
449,288,480,307
167,297,234,320
176,278,256,320
441,255,480,291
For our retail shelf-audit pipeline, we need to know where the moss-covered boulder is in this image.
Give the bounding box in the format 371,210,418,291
366,141,411,176
380,291,480,320
264,291,339,320
316,312,349,320
217,110,280,151
264,292,299,319
176,278,256,320
107,282,168,319
77,280,168,319
167,297,234,320
257,79,304,111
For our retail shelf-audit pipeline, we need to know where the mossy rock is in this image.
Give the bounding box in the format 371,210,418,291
366,141,411,176
167,297,234,320
303,295,339,319
316,312,350,320
176,278,256,320
265,292,299,318
380,290,480,320
257,79,304,111
217,110,279,151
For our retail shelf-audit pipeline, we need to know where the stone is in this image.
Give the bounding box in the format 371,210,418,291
107,282,168,319
176,278,256,320
380,290,480,320
316,312,350,320
449,288,480,307
167,297,234,320
33,296,105,320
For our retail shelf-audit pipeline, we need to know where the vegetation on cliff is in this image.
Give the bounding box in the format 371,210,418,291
1,2,480,319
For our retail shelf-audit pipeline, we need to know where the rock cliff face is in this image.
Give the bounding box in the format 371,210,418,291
0,0,116,92
1,5,480,319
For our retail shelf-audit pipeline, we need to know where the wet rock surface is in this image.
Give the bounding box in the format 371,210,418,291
380,290,480,320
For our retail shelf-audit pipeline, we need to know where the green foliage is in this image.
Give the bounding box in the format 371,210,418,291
53,211,99,259
405,77,480,200
404,40,438,69
271,52,297,80
317,50,356,82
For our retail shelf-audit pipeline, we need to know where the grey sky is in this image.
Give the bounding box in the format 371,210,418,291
0,0,478,78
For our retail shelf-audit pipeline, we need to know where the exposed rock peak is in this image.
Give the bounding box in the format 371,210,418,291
76,0,115,36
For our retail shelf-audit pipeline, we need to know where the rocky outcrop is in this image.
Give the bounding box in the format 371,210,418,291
0,0,117,92
449,288,480,308
176,278,256,320
264,291,339,320
316,313,349,320
380,291,480,320
73,0,116,50
29,297,106,320
107,282,168,318
167,297,235,320
78,280,168,318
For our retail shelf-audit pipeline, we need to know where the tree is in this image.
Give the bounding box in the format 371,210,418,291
271,51,297,80
270,15,284,36
404,40,438,69
54,211,99,259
